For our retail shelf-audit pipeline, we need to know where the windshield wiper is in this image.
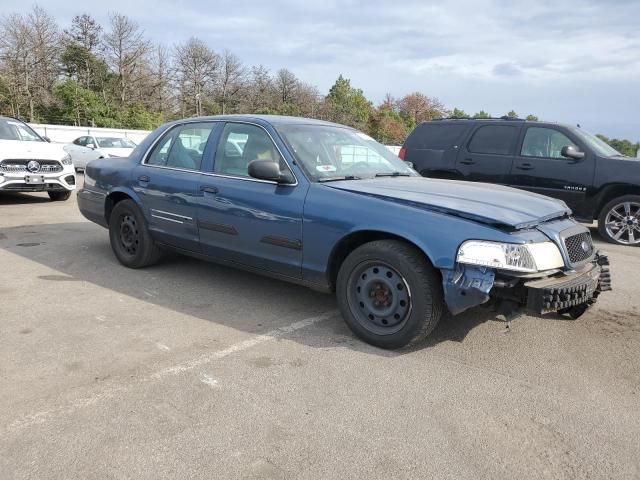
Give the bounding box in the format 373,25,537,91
318,175,362,182
375,171,411,177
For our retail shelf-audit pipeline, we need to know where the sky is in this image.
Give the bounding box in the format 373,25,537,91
4,0,640,139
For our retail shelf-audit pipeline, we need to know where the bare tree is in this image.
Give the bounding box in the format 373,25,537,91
103,13,150,104
274,68,298,105
174,37,218,116
217,50,245,114
240,64,274,113
63,14,102,89
149,44,174,119
0,13,30,117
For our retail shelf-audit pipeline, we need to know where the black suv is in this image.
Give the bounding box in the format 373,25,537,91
401,118,640,246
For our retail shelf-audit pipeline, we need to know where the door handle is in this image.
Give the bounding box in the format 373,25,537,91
200,185,218,194
516,163,534,171
460,159,475,165
138,175,150,182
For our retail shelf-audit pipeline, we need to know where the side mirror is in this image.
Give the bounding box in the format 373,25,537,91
43,136,51,143
561,145,584,160
86,143,96,150
248,160,295,184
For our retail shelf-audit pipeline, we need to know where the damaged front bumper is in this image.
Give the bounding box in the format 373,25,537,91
442,253,612,317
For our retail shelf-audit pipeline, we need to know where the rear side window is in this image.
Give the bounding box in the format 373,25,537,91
468,125,519,155
405,123,467,149
146,123,214,170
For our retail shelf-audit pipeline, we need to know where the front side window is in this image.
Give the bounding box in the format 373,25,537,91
468,125,519,155
521,127,574,159
73,137,85,146
0,118,43,142
214,123,284,178
146,123,214,170
276,124,414,181
96,137,136,149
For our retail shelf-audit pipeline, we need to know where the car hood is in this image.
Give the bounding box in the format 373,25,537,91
325,177,571,230
0,139,67,160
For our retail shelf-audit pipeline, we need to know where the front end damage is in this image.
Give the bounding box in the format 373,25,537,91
442,253,612,319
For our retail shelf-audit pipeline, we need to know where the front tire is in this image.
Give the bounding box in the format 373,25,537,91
48,191,71,201
598,195,640,246
108,199,162,268
336,240,444,349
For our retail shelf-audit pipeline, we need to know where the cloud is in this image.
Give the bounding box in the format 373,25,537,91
1,0,639,137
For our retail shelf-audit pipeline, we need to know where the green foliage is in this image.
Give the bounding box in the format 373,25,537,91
596,134,640,157
506,110,519,119
473,110,491,119
368,106,408,145
526,114,538,121
450,107,468,119
326,75,372,130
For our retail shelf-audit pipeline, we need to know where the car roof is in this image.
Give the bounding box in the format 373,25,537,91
171,114,355,130
422,118,574,129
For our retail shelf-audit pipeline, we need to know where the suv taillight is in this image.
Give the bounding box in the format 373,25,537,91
398,147,406,160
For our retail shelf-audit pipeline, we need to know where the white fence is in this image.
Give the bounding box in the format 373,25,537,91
28,123,151,145
27,123,402,156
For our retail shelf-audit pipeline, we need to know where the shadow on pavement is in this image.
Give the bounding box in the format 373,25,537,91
0,221,492,355
0,192,51,204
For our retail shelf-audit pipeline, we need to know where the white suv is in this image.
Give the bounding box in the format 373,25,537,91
0,117,76,201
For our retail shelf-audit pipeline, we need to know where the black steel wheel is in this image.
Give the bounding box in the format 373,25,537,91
109,199,162,268
336,240,444,349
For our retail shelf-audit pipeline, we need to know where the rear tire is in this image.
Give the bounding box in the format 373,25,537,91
48,191,71,201
597,195,640,246
108,199,162,268
336,240,444,349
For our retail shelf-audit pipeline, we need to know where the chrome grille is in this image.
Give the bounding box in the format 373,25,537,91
564,232,594,264
0,159,63,173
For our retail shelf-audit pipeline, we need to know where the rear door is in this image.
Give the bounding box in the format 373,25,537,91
455,124,521,184
133,122,217,252
403,122,469,177
508,126,595,217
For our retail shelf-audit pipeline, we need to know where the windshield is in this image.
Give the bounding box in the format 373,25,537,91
276,124,416,181
568,127,622,157
95,137,136,148
0,118,43,142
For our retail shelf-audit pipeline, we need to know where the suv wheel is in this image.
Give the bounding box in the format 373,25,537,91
336,240,444,349
598,195,640,246
108,199,162,268
48,191,71,201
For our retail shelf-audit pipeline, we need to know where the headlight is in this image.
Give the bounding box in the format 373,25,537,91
457,240,564,273
61,154,73,166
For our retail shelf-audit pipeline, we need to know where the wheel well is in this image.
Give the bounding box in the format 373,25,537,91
595,186,640,219
105,192,133,224
421,170,462,180
327,231,435,290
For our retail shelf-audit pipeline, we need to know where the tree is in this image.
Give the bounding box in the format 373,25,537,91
506,110,518,119
397,92,446,129
369,99,407,145
473,110,491,119
217,50,245,114
174,37,218,116
596,134,639,157
274,68,298,106
103,13,150,105
148,44,173,120
526,114,538,121
63,14,102,89
326,75,372,130
450,107,468,119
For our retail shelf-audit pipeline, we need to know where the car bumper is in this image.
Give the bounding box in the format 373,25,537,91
525,254,611,314
77,188,108,227
0,171,76,192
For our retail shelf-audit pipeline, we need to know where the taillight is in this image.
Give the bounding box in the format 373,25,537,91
398,147,406,160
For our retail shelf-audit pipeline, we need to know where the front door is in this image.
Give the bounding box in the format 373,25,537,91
197,122,307,279
455,124,521,184
133,122,216,252
508,126,595,218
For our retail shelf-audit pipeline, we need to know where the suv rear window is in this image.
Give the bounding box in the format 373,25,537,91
404,123,467,149
468,125,519,155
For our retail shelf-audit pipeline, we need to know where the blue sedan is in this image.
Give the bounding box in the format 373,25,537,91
78,115,611,348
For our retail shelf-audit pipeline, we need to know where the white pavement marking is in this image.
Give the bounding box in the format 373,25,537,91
200,374,219,388
4,310,338,433
156,342,171,351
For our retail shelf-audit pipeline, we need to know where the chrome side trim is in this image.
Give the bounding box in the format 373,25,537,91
151,214,184,224
151,209,193,221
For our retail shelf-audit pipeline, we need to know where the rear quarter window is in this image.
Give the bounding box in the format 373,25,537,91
467,125,519,155
404,123,467,149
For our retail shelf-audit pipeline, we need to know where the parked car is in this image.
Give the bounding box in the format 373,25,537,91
77,115,611,349
0,116,76,201
64,135,136,172
400,118,640,246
